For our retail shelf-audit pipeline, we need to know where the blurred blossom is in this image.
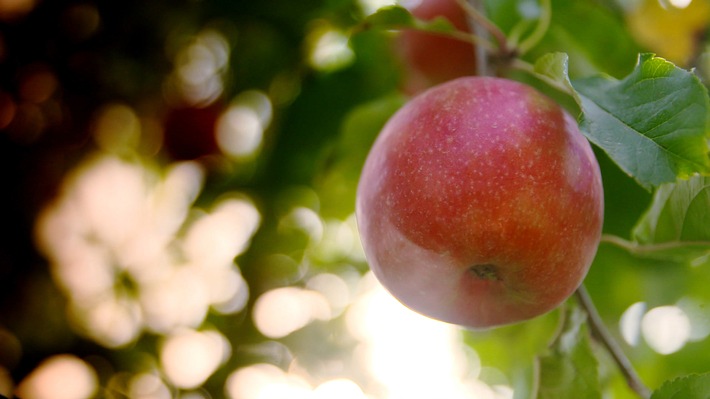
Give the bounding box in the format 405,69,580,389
346,273,512,399
160,329,231,389
36,153,260,346
15,354,97,399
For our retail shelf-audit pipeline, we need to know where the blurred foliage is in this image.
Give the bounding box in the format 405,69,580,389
1,0,710,398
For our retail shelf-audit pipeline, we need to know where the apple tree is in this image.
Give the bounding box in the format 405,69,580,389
2,0,710,398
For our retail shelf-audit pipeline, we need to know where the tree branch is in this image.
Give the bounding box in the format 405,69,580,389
575,285,652,399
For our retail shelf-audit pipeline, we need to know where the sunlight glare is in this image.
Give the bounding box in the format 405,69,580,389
346,272,510,399
16,354,97,399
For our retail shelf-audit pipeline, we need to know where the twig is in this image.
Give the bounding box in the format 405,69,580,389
600,234,710,256
575,285,652,399
464,0,491,76
455,0,508,52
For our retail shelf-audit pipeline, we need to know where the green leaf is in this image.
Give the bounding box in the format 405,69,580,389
536,304,601,399
533,52,577,96
609,175,710,263
652,373,710,399
535,53,710,189
574,54,710,189
356,5,459,36
634,176,710,243
358,5,414,29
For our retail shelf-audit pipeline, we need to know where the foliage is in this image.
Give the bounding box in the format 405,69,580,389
2,0,710,398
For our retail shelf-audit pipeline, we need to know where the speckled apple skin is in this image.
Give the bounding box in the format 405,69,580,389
356,77,604,329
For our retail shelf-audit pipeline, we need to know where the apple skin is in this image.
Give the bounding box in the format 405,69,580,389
356,77,604,329
397,0,477,95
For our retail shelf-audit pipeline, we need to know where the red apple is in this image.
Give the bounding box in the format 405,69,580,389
396,0,477,94
356,77,604,328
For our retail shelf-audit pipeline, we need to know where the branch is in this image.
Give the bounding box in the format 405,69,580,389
601,234,710,256
575,285,652,399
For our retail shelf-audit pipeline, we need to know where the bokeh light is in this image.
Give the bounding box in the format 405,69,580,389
620,301,646,346
92,103,142,153
358,0,398,16
216,90,272,159
129,373,172,399
165,29,231,106
641,305,691,354
160,329,231,389
15,354,97,399
664,0,693,8
253,287,331,339
307,23,355,71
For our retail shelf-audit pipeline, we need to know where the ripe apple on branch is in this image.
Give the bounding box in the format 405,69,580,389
353,1,710,397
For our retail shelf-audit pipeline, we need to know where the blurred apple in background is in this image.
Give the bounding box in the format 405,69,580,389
396,0,477,94
163,103,222,161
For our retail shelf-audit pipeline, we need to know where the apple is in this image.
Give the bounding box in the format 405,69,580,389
396,0,477,94
163,104,221,160
356,77,604,328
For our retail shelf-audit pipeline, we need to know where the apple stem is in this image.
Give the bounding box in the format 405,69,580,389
457,0,513,75
462,0,492,76
575,285,652,399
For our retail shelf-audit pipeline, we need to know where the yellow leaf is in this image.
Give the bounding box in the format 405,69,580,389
626,0,710,66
